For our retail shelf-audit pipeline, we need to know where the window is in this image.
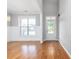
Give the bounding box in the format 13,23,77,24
21,18,28,36
20,16,36,36
21,18,27,26
7,16,11,22
46,16,56,34
29,17,36,36
7,16,11,26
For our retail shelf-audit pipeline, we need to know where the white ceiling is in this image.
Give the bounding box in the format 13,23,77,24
7,0,41,14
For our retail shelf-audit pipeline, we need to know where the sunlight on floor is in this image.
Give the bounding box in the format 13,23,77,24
21,45,37,56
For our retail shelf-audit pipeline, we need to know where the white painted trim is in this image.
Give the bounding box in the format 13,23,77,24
7,39,43,44
59,41,71,57
44,37,58,40
7,38,42,42
43,39,58,41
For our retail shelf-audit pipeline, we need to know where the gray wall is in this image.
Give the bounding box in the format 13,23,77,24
59,0,71,54
11,15,18,26
43,0,59,40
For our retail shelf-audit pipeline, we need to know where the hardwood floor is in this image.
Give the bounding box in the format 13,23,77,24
7,41,70,59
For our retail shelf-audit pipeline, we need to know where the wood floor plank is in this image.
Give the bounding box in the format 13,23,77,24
7,41,70,59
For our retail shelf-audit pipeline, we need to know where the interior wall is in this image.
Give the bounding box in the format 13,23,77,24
59,0,71,54
43,0,59,40
7,14,42,42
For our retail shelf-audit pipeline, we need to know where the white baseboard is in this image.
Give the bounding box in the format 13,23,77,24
44,39,58,40
7,39,43,44
59,41,71,57
43,39,59,42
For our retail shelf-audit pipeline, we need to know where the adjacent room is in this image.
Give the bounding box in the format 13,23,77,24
7,0,71,59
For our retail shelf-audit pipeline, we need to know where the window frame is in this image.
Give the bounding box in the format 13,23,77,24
20,16,36,37
46,16,56,34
